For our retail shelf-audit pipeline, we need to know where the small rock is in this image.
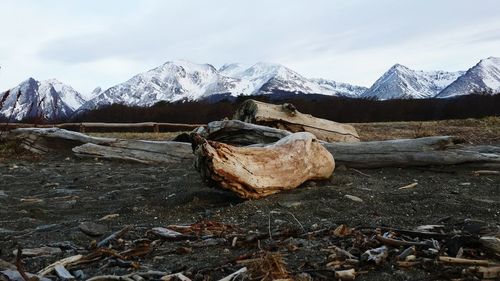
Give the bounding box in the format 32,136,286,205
54,265,74,280
296,273,313,281
72,270,85,280
280,201,303,208
175,247,193,254
306,181,317,187
0,190,7,198
79,222,108,237
42,182,60,188
13,246,62,257
0,259,16,270
344,194,363,203
336,165,347,171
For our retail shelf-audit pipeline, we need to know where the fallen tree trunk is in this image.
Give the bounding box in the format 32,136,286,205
194,132,335,199
233,99,360,142
3,128,192,164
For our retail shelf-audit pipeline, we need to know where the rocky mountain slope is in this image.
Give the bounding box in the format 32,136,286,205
0,78,86,120
81,61,366,110
437,57,500,98
362,64,464,100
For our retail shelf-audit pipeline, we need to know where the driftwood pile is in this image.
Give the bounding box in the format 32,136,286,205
2,220,499,280
2,100,500,199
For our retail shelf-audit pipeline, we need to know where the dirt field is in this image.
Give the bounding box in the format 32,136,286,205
85,117,500,144
0,119,499,280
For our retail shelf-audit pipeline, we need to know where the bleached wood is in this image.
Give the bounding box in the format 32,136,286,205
194,132,335,199
233,99,359,142
4,127,192,163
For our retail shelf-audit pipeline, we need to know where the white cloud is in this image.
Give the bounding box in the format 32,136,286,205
1,0,499,93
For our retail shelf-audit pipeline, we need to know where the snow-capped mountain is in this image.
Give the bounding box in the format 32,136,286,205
437,57,500,98
362,64,464,100
81,60,244,110
81,60,366,110
90,87,102,97
311,78,368,98
0,78,86,121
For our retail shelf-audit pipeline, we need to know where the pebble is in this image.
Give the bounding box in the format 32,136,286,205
0,259,16,270
78,222,108,236
280,201,303,208
0,228,17,235
344,194,363,202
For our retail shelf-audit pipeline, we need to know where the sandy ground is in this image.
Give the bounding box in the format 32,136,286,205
0,155,499,280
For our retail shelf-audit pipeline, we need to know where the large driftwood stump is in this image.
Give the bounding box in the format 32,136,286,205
233,99,360,142
194,132,335,199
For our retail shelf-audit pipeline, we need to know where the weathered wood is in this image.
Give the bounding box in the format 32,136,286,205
323,139,500,168
233,99,360,142
0,122,201,132
3,128,192,163
194,132,335,199
194,120,500,168
194,120,291,145
73,142,192,164
4,127,500,168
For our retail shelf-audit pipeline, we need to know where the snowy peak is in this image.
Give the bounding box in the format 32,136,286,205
0,78,86,121
362,64,463,100
91,87,102,97
218,63,247,77
437,57,500,98
81,60,242,110
82,60,366,109
312,78,368,97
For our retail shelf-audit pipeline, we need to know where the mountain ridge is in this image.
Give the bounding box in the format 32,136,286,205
0,78,86,121
2,57,500,120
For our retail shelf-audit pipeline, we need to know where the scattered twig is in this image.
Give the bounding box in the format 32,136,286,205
398,182,418,190
38,254,83,276
438,256,493,266
285,211,305,232
160,272,192,281
14,246,33,281
350,168,371,177
97,225,132,248
473,170,500,176
375,234,429,247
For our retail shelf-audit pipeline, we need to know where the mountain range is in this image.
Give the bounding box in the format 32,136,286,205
1,57,499,120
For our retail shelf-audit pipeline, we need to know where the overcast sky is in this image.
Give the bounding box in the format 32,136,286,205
1,0,499,96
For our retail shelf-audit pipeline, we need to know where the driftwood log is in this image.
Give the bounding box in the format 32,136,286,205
3,126,500,168
195,120,500,168
194,132,335,199
233,99,360,142
3,128,192,164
